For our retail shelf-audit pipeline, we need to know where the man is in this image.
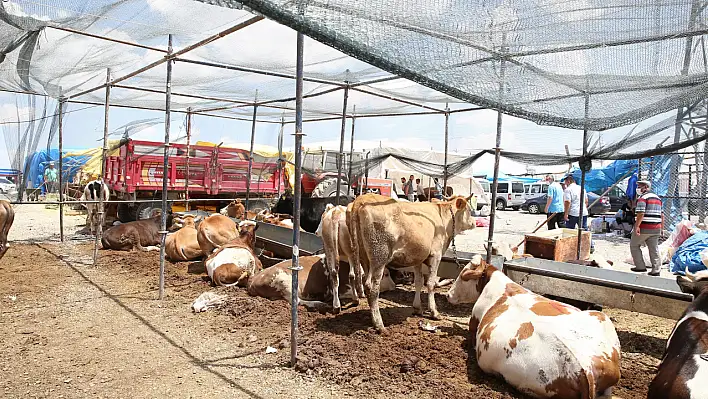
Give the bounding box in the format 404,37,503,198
415,178,426,201
614,199,635,238
433,178,444,200
544,175,564,230
399,177,407,197
406,175,416,202
630,180,662,276
563,175,589,229
44,162,58,194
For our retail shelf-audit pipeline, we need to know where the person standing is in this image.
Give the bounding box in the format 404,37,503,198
407,175,416,202
415,178,426,201
630,180,663,276
563,175,589,229
44,162,58,194
544,175,564,229
398,177,407,197
433,178,444,200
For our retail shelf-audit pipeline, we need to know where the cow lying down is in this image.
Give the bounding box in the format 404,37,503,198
165,214,204,261
247,255,396,312
447,255,621,399
204,221,262,287
101,213,173,251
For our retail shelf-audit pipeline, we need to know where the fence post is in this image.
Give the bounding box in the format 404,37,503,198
93,69,111,266
158,34,173,300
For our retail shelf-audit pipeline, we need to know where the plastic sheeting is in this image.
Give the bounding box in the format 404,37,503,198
670,230,708,275
23,149,90,191
569,159,638,193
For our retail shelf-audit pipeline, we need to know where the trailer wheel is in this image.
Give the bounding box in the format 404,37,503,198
136,201,171,220
312,178,349,198
117,203,137,223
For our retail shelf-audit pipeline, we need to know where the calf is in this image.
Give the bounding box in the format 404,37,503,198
648,269,708,399
79,179,110,235
165,215,203,261
0,200,15,260
197,214,238,255
204,221,261,287
247,255,396,311
271,192,353,234
447,256,621,398
220,199,246,219
101,212,172,251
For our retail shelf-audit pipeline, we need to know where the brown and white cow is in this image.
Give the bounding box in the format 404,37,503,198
0,200,15,260
197,214,239,255
446,255,621,399
348,193,476,332
165,215,203,261
204,221,262,287
220,199,247,219
648,269,708,399
101,212,172,251
79,179,110,235
247,254,396,311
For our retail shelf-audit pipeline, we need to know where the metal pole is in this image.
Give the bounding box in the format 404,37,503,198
577,93,591,260
184,108,192,207
335,84,350,204
93,69,111,266
347,105,356,196
58,98,65,242
443,103,450,193
277,117,284,198
364,151,370,191
289,30,305,368
246,91,259,211
158,34,173,300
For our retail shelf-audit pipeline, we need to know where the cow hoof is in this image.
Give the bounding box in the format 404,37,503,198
423,310,442,320
331,307,341,315
374,327,388,335
412,307,424,316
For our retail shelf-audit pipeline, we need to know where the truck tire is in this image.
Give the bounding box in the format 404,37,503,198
117,203,137,223
312,178,349,198
136,201,171,220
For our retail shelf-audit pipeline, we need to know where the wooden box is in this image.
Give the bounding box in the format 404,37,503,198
523,228,591,262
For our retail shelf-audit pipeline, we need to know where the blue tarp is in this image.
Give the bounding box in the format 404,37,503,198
670,230,708,274
23,149,90,193
569,159,638,193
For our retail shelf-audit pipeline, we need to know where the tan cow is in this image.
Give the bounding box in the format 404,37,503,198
165,215,203,261
204,221,262,287
247,254,396,311
197,214,238,255
0,200,15,260
220,199,246,219
447,256,621,398
348,193,476,332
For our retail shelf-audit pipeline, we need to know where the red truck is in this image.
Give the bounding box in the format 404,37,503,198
104,139,285,221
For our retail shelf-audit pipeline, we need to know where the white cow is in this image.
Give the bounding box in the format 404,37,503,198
79,179,110,235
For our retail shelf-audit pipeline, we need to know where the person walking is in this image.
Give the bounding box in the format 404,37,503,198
563,175,589,229
544,175,564,230
630,180,663,276
44,162,58,194
415,178,426,201
406,175,416,202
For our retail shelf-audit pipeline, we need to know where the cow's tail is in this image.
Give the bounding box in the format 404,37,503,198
347,200,365,298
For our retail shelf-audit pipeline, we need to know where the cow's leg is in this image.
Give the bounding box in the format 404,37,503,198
412,264,425,316
425,256,442,320
366,263,387,332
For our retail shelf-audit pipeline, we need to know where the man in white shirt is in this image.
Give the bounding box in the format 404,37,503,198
407,175,416,202
563,175,589,229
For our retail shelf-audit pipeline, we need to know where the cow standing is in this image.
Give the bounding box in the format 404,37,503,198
0,200,15,260
648,269,708,399
446,256,621,399
271,192,353,234
348,193,476,332
79,179,110,235
204,221,261,287
165,215,203,261
101,212,172,251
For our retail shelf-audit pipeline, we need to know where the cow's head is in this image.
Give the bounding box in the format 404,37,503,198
447,255,490,305
449,195,476,233
676,268,708,297
484,241,515,262
238,220,259,250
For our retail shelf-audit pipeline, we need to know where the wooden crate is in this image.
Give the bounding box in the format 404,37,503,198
523,228,591,262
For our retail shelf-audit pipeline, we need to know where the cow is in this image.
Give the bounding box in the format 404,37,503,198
101,211,173,251
271,192,353,234
204,221,262,287
79,179,110,235
197,214,238,255
220,199,246,219
446,255,621,399
648,269,708,399
165,214,204,261
247,254,396,311
348,193,476,332
0,200,15,260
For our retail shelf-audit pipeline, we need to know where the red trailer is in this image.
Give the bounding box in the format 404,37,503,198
104,139,285,221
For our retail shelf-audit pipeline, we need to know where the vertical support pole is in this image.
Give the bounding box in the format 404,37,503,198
336,84,350,204
577,93,591,260
347,105,356,196
246,91,259,211
289,30,305,368
158,34,173,300
443,103,450,193
58,98,65,242
277,117,284,198
93,69,111,266
364,151,370,191
185,108,192,207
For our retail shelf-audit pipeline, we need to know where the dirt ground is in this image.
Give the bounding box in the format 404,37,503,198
0,242,675,399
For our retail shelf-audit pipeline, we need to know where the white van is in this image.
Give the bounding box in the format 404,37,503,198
477,179,526,210
524,182,549,201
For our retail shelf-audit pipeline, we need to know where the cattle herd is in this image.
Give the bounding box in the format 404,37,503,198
0,186,705,398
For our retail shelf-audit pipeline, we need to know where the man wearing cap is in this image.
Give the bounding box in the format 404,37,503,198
563,175,589,229
630,180,663,276
44,162,58,194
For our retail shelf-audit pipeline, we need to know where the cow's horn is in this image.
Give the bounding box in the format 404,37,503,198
685,267,696,281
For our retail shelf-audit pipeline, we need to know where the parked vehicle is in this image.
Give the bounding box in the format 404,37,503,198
521,192,611,216
0,177,16,194
479,179,526,210
593,186,628,212
524,182,548,201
